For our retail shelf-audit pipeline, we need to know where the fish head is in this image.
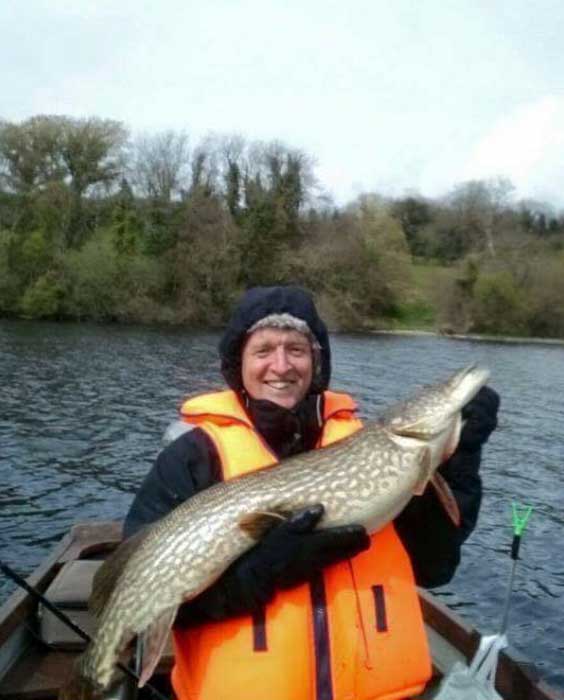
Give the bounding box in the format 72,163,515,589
382,364,490,465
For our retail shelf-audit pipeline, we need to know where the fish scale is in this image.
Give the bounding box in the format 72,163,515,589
61,364,490,699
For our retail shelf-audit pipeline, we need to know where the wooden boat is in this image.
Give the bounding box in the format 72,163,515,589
0,521,561,700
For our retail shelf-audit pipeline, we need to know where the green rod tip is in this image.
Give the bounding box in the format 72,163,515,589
511,502,533,536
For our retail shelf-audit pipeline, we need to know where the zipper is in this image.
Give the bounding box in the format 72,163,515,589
309,572,334,700
252,606,267,651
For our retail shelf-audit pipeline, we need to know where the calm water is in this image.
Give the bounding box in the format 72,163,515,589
1,320,563,690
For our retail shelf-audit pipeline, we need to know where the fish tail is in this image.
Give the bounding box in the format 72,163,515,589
58,658,103,700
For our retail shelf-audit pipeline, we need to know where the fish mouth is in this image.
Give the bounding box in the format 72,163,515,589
387,415,456,440
383,364,490,440
447,364,490,401
386,418,460,459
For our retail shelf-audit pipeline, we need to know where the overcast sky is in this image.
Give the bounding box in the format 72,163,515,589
2,0,564,208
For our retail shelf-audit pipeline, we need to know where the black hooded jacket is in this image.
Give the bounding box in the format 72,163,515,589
124,286,499,596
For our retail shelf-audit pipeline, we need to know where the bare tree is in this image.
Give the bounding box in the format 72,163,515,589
447,177,515,258
217,134,246,218
189,134,223,195
133,130,190,202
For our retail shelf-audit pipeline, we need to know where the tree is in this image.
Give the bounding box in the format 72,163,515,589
58,117,127,247
436,256,480,333
133,130,190,202
309,195,411,327
112,178,142,255
0,115,127,246
189,135,220,196
0,116,63,194
219,134,245,221
525,257,564,337
225,158,242,221
391,195,432,257
234,140,315,285
446,177,515,258
0,116,65,231
472,270,526,335
168,190,241,323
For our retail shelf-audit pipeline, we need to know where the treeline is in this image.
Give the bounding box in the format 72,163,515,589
1,115,564,337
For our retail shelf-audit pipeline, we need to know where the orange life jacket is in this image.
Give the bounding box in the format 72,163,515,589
172,390,431,700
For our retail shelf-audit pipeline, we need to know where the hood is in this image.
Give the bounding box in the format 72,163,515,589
219,286,331,393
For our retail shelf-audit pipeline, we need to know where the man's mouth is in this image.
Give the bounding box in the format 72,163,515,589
265,380,294,390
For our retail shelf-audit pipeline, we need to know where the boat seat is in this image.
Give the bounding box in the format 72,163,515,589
39,559,102,649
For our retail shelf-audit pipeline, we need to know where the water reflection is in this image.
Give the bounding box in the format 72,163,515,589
1,320,563,688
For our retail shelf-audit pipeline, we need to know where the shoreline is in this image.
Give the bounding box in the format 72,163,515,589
2,316,564,346
369,328,564,346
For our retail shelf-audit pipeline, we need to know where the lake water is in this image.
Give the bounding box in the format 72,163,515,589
1,319,563,690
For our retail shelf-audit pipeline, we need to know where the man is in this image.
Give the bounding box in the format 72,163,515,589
124,285,499,700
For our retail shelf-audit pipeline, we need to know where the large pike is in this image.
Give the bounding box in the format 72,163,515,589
60,365,490,699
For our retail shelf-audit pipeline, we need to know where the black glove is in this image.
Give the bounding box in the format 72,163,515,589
252,504,370,589
458,386,500,452
176,504,370,626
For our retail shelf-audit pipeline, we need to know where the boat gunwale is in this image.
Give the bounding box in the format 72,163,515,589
419,588,561,700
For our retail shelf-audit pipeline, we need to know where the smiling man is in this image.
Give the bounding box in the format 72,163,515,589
123,285,499,700
241,321,315,408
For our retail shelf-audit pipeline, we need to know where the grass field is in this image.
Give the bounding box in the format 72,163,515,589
389,262,456,331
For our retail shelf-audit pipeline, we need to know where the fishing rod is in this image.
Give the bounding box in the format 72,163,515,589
499,502,533,634
0,559,170,700
435,501,534,700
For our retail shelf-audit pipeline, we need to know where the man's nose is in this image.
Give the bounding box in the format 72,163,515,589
271,347,292,373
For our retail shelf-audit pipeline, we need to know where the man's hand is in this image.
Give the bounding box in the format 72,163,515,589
459,386,500,451
176,504,369,625
256,504,370,589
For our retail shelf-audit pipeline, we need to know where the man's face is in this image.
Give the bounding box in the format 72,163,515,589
241,327,314,409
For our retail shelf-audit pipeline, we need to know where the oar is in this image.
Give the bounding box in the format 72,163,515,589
0,559,170,700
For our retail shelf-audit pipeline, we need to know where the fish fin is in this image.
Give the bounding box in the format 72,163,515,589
90,528,149,618
412,446,433,496
238,510,289,539
430,472,461,527
138,607,177,687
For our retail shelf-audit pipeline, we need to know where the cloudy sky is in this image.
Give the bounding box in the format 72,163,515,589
2,0,564,208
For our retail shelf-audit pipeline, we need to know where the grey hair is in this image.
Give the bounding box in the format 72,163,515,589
247,313,322,387
247,313,320,350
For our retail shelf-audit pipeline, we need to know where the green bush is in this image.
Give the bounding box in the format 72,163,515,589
472,271,526,335
62,235,119,320
20,230,53,282
524,257,564,337
20,271,64,318
318,197,411,328
0,230,25,312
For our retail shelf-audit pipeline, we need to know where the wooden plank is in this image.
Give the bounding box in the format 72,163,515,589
419,588,480,660
425,623,466,675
